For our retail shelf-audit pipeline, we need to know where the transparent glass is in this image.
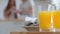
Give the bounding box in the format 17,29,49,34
38,11,51,32
51,0,60,32
38,4,56,32
52,10,60,32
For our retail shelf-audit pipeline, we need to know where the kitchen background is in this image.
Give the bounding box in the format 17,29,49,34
0,0,60,34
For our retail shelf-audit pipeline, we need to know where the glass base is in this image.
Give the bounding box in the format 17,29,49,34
39,29,50,32
55,29,60,32
39,28,56,32
49,27,56,32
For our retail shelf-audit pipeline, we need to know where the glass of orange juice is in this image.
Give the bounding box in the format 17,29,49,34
38,4,56,32
52,10,60,31
38,11,51,32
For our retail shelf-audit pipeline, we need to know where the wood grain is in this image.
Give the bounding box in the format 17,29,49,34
10,32,23,34
10,32,60,34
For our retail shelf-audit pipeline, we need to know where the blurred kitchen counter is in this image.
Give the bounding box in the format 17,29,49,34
0,19,39,34
0,19,24,22
0,19,27,34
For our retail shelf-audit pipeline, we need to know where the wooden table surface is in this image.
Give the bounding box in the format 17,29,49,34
10,32,60,34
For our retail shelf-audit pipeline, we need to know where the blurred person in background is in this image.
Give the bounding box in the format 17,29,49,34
18,0,36,26
4,0,17,19
17,0,33,17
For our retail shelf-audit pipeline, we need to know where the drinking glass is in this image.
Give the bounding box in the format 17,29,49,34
38,4,56,32
52,10,60,32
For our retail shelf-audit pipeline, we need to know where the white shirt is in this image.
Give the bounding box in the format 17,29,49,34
0,0,9,20
15,0,35,17
15,0,22,10
20,0,31,10
30,0,35,17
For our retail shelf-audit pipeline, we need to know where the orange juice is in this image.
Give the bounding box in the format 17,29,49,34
38,11,51,29
53,10,60,29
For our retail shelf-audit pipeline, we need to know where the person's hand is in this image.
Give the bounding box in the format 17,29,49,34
24,10,32,14
15,10,32,15
14,9,20,13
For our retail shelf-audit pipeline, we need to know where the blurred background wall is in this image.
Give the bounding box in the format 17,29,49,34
0,0,9,19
